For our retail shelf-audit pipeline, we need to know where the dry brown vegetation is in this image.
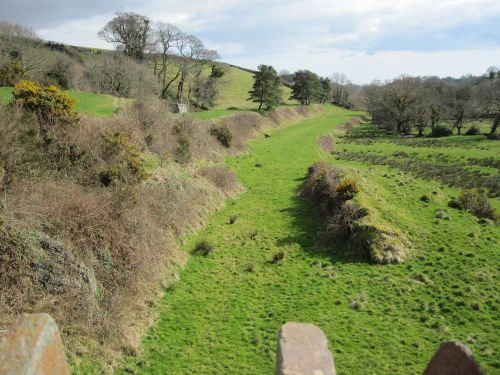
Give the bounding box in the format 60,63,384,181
0,101,315,368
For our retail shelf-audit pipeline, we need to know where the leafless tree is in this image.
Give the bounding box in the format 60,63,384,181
152,22,182,97
474,68,500,134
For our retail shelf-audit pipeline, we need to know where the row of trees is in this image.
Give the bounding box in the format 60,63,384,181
364,69,500,136
98,12,223,105
248,65,353,110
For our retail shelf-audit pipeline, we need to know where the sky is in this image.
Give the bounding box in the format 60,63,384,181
1,0,500,84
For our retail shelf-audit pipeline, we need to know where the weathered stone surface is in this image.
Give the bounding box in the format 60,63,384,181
276,322,336,375
0,313,69,375
423,341,484,375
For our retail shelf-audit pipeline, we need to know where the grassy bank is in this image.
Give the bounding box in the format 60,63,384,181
0,87,131,118
111,105,499,374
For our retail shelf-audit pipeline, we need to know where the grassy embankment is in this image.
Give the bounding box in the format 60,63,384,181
111,105,498,374
0,86,131,118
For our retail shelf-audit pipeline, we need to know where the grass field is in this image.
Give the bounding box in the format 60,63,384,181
213,64,295,110
105,106,499,374
0,86,131,118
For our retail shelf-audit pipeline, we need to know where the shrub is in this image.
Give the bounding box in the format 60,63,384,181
193,240,215,256
174,135,191,164
210,124,232,148
465,126,480,136
326,201,368,239
335,177,359,201
229,215,237,224
451,189,498,221
486,132,500,140
12,80,79,130
98,132,148,186
0,61,24,86
431,125,452,137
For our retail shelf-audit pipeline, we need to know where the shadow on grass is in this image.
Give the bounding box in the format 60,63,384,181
275,181,369,264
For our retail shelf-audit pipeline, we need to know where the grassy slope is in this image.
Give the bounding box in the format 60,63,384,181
0,87,131,118
115,106,499,374
214,64,294,110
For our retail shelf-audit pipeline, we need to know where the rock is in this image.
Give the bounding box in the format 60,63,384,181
276,322,336,375
423,341,484,375
40,239,65,254
0,313,69,375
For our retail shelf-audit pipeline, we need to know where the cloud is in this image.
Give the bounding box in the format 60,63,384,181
2,0,500,82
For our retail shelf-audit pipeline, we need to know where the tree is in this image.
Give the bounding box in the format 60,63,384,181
175,33,205,101
279,69,294,86
330,72,351,107
152,22,181,98
248,64,283,110
319,77,331,104
98,12,152,60
474,68,500,135
193,64,225,109
290,70,320,105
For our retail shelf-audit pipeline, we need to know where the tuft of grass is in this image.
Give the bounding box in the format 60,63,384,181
271,250,286,264
193,240,215,256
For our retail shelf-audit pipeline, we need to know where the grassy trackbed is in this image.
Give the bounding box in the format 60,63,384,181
116,106,498,374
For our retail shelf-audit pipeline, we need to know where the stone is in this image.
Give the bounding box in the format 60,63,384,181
0,313,69,375
276,322,336,375
423,341,484,375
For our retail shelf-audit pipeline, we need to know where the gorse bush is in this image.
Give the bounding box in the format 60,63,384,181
98,132,148,186
0,61,24,86
12,80,79,130
210,124,232,148
335,177,359,201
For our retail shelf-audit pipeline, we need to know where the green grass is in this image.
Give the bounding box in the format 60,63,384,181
213,65,295,110
0,87,12,105
110,107,498,374
0,87,131,118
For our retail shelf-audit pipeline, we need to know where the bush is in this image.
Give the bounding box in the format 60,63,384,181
193,240,215,256
302,162,358,212
98,132,148,186
465,126,480,136
431,125,452,137
210,124,232,148
12,80,79,129
326,201,368,239
450,189,498,221
0,61,24,86
335,177,359,201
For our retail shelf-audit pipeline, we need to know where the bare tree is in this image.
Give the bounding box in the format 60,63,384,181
330,72,351,107
152,22,182,97
175,33,204,101
98,12,152,60
474,68,500,135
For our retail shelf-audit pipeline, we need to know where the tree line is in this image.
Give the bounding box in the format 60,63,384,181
363,69,500,137
248,65,352,110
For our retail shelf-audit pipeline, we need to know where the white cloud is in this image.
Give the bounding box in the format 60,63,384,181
31,0,500,82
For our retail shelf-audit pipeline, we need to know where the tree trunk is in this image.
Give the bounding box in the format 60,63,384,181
491,114,499,134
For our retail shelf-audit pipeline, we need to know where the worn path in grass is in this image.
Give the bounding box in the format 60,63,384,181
118,105,499,374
